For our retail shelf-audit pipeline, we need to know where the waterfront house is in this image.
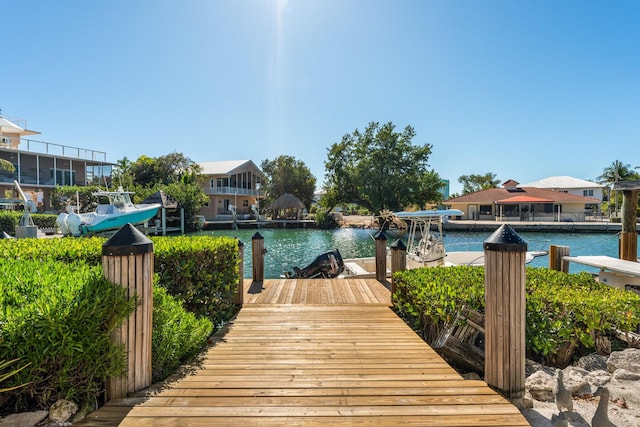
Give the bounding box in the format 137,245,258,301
0,115,112,212
446,179,601,222
519,176,605,201
198,160,264,221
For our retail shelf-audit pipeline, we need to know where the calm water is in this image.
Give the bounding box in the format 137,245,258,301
193,228,637,278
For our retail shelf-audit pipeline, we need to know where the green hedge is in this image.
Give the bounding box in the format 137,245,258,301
0,234,239,414
0,212,59,235
0,259,136,414
392,266,640,367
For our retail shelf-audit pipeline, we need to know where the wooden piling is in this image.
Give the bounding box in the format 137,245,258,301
252,232,265,282
549,245,570,272
102,224,154,400
235,239,245,305
483,224,526,406
374,231,387,282
390,239,406,295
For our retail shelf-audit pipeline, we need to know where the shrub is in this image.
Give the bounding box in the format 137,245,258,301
151,286,213,382
314,211,339,229
0,259,135,415
0,212,59,235
392,266,640,367
153,235,240,327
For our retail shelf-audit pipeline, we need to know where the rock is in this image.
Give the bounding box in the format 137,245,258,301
48,399,78,424
0,410,48,427
526,359,554,377
612,368,640,381
586,370,612,387
526,370,555,402
576,353,608,372
562,366,591,397
607,348,640,374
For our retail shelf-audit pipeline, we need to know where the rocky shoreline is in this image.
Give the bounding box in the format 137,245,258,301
522,348,640,426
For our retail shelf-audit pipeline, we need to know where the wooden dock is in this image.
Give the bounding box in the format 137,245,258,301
77,279,529,426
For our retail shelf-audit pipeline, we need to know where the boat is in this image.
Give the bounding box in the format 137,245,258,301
341,209,462,278
56,188,161,236
445,249,548,267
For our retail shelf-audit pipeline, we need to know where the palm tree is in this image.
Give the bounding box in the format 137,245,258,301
597,160,635,217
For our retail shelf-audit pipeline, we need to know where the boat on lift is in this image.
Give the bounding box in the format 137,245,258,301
56,188,161,236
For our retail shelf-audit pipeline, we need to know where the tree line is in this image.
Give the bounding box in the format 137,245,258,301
51,122,637,228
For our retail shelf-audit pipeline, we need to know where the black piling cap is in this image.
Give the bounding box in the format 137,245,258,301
102,223,153,256
0,231,14,239
483,224,527,252
252,232,264,240
390,239,406,250
374,230,387,241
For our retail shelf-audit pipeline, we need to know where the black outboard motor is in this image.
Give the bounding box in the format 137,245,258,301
288,249,345,279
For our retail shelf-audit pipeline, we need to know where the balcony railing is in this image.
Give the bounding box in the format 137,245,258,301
205,186,262,197
0,137,108,163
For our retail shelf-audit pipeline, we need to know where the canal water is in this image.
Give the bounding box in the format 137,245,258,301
193,228,637,279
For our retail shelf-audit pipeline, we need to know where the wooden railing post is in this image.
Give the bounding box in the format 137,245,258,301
483,224,526,406
390,239,406,295
549,245,570,273
618,188,639,262
102,224,154,400
252,232,264,282
374,231,387,282
235,239,245,305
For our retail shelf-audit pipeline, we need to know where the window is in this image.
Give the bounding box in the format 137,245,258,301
242,200,249,207
479,205,492,215
583,189,594,197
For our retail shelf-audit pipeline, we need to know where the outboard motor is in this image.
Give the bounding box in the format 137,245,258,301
288,249,345,279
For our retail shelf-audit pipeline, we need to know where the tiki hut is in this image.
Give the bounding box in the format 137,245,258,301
270,193,306,220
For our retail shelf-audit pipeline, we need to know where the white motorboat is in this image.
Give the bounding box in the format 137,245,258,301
57,188,161,236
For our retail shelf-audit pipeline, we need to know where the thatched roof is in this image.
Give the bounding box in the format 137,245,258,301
270,193,305,210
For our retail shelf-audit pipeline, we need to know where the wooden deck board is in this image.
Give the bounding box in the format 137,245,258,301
77,279,529,426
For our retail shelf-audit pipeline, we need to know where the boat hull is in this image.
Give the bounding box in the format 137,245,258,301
82,205,160,234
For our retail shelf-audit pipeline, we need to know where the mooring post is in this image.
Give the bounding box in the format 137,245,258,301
374,231,387,282
390,239,406,295
102,223,154,400
548,245,570,273
619,189,639,261
235,239,245,305
483,224,526,406
252,232,265,282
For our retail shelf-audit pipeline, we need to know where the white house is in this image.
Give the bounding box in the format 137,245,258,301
519,176,605,201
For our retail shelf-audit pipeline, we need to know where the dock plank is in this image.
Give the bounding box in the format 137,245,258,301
77,279,529,426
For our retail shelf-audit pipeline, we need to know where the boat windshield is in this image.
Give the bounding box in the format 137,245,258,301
108,193,133,208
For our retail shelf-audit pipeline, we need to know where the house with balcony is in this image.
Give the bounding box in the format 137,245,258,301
198,160,264,221
0,115,113,212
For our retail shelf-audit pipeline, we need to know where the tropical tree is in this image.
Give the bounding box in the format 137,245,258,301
322,121,442,214
597,160,640,216
458,173,501,194
260,155,316,210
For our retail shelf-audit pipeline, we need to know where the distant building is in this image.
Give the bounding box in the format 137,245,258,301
519,176,605,201
198,160,264,221
445,178,601,222
439,179,450,201
0,115,112,212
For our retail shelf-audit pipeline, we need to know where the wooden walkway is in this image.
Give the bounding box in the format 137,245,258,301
77,279,529,426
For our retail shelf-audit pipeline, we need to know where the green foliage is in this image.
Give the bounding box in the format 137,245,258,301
457,172,501,194
392,266,640,367
324,121,442,214
0,235,239,413
0,359,31,393
0,212,59,235
50,186,97,213
313,210,340,229
151,286,213,382
260,155,316,210
0,259,136,414
153,236,240,326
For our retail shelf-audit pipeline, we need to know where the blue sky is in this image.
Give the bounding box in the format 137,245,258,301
3,0,638,195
